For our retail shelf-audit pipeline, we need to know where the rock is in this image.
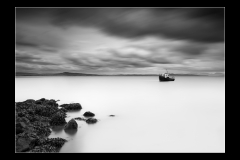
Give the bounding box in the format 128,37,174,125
83,111,95,117
16,135,37,152
23,99,35,104
44,138,67,148
64,119,78,130
60,103,82,111
29,137,66,153
35,137,67,149
109,115,115,117
86,118,98,124
35,100,42,105
45,99,58,107
16,122,26,134
59,107,68,113
16,137,31,152
31,121,51,137
35,98,46,105
16,117,30,124
49,112,67,126
29,145,57,153
15,98,68,152
39,98,46,102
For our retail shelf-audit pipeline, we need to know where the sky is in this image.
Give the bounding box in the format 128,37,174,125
15,8,225,75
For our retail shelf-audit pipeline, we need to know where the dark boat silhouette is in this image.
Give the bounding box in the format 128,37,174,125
159,69,175,82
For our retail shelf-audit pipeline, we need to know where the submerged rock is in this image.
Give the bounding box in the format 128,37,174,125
83,111,95,117
86,118,98,124
60,103,82,111
64,119,78,130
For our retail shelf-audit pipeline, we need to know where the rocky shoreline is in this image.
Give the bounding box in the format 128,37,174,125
15,98,98,153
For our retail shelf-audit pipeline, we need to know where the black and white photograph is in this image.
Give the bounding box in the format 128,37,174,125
15,7,225,153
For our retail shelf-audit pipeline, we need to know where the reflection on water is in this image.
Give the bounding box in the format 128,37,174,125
15,76,225,152
64,129,78,136
51,125,65,133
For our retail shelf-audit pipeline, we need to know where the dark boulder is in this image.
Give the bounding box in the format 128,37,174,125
31,121,51,137
64,119,78,130
49,112,66,126
45,99,58,107
23,99,36,104
16,122,26,134
44,138,67,148
28,145,57,153
29,137,66,152
15,98,68,152
35,98,46,104
35,100,42,105
83,111,95,117
60,103,82,111
59,107,68,113
33,137,67,152
16,137,31,152
39,98,46,102
35,98,59,107
34,104,59,117
86,118,98,124
16,116,30,124
16,133,37,152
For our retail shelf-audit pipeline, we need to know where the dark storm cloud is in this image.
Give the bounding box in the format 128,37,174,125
16,8,224,43
16,52,58,65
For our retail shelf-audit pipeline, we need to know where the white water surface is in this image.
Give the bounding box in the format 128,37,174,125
15,76,225,152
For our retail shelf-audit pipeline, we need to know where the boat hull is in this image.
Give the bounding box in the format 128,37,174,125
159,75,175,81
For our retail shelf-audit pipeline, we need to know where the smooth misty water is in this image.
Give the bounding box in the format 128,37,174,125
15,76,225,152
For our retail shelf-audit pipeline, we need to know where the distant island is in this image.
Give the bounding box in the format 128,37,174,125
16,72,224,77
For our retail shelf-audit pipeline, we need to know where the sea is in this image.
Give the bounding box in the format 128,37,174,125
15,76,225,152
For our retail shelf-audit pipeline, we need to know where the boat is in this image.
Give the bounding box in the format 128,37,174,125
159,69,175,81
